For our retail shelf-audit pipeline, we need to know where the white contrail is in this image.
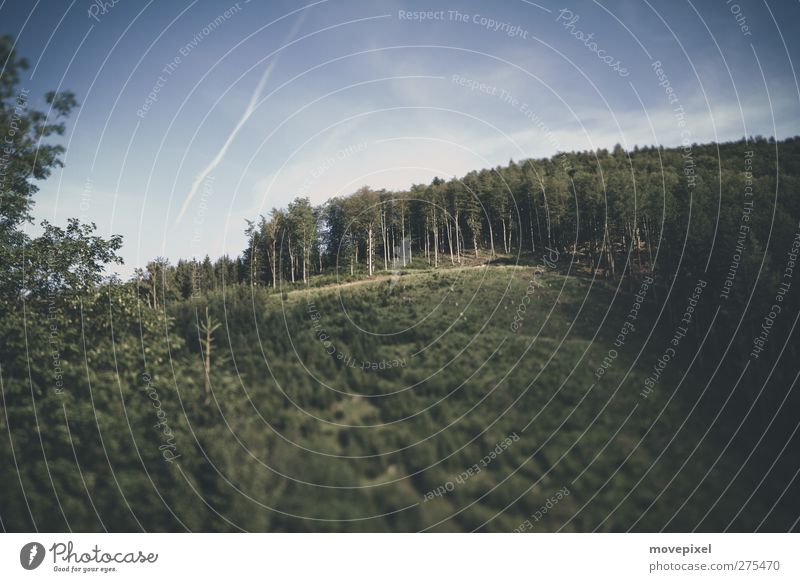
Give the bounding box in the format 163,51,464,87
175,11,308,223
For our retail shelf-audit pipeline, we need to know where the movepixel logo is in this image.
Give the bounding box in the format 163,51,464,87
20,542,46,570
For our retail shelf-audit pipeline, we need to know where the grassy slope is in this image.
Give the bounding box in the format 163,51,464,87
175,263,768,531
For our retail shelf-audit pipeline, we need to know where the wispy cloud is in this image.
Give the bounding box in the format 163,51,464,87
174,9,309,223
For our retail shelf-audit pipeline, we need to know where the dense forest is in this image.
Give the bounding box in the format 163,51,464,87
2,34,800,532
146,133,799,315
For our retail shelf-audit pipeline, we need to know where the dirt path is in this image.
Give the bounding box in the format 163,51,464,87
286,263,498,296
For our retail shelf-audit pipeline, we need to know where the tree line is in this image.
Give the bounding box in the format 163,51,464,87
139,136,800,311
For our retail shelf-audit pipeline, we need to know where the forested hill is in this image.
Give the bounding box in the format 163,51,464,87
143,136,800,304
3,36,800,531
3,23,800,534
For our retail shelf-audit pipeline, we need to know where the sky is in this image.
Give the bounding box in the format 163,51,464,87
2,0,798,277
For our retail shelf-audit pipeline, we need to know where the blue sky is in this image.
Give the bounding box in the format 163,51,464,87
3,0,798,277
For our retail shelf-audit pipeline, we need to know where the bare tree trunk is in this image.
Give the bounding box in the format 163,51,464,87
433,208,439,268
408,218,414,265
643,217,654,268
204,329,212,395
604,224,616,281
454,210,462,264
390,224,395,268
589,219,599,278
446,214,455,265
270,240,277,288
532,191,543,249
408,219,412,263
381,209,388,271
529,204,536,253
199,307,221,402
635,224,643,272
288,235,296,283
425,217,430,263
368,224,374,276
401,211,407,267
508,210,513,251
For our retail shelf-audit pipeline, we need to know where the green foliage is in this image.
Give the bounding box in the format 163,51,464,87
1,34,799,532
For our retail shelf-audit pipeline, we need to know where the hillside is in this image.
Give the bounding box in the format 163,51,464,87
2,37,799,530
3,261,794,531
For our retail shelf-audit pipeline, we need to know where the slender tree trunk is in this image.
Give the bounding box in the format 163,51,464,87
253,252,259,287
390,225,395,268
287,235,295,283
446,214,455,265
455,210,462,264
200,307,220,401
204,328,212,395
605,224,616,281
532,191,543,250
643,217,654,268
433,209,439,268
368,224,374,276
508,210,513,251
401,212,407,267
635,224,643,273
381,209,388,271
529,205,535,253
270,240,277,288
408,219,412,263
425,217,430,263
589,219,598,278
